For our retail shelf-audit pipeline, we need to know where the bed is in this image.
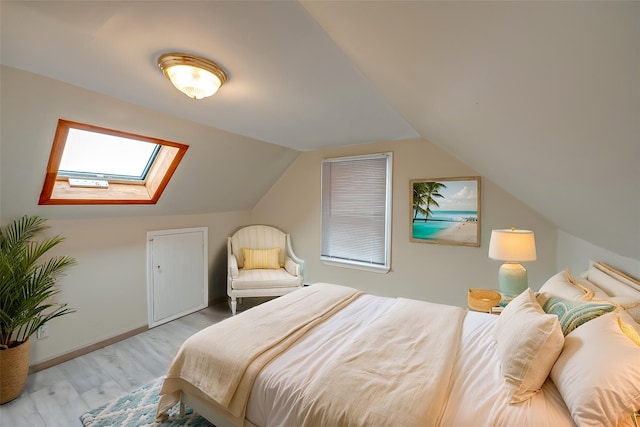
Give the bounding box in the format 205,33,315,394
156,261,640,427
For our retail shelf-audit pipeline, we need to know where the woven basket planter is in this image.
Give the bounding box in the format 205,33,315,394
0,338,30,404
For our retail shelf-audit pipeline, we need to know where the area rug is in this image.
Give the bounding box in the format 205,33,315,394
79,376,214,427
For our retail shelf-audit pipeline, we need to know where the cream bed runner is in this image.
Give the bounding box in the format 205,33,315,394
291,298,466,427
156,283,362,421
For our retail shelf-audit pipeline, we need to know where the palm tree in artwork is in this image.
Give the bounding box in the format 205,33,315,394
413,181,447,222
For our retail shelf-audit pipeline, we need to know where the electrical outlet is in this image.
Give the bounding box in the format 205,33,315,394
37,325,49,339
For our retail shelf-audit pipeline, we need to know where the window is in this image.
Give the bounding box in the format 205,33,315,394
321,152,392,272
39,119,188,205
58,128,160,182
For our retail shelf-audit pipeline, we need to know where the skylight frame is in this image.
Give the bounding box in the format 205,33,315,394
39,119,189,205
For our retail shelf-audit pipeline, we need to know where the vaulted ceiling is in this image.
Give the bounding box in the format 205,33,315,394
1,1,638,259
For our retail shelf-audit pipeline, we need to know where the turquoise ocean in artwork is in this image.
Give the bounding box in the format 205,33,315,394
412,210,477,239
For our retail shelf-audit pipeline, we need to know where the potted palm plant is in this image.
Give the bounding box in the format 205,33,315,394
0,215,76,404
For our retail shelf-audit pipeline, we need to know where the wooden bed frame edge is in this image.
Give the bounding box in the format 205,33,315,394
180,391,257,427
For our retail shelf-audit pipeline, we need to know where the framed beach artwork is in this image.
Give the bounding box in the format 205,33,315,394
410,176,480,247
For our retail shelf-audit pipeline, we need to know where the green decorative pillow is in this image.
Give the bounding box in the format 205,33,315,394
542,296,615,336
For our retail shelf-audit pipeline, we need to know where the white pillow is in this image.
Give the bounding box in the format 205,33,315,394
594,261,640,291
578,262,640,322
493,288,564,403
537,269,593,306
618,311,640,346
587,284,640,324
585,266,639,298
550,311,640,427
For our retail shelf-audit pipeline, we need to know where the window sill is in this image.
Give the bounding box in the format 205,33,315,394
321,258,390,274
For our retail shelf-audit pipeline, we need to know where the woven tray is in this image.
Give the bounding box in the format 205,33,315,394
468,288,501,313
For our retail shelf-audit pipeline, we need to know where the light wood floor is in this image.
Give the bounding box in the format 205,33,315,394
0,299,249,427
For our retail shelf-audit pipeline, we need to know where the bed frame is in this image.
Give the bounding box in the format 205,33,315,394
180,391,256,427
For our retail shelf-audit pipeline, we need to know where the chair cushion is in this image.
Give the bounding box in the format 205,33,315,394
232,268,301,290
242,247,281,269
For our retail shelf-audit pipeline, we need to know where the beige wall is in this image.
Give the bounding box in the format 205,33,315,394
0,66,298,222
252,138,558,306
557,230,640,278
0,65,629,367
7,63,632,367
29,211,250,365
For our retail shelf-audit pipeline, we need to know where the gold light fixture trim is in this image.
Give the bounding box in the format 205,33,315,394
157,52,227,99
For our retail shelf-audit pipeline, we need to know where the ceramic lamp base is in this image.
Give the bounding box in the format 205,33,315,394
498,262,528,297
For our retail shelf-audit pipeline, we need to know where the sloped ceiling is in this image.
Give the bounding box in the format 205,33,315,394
0,1,638,259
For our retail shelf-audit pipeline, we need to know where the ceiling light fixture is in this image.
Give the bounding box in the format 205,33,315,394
157,52,227,100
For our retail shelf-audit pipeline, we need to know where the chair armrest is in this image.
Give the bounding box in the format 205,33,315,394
285,234,304,265
284,257,300,277
229,254,239,278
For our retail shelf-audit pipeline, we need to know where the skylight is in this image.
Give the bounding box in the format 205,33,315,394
58,128,160,181
39,119,189,205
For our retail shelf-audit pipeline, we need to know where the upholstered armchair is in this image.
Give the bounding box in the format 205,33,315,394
227,225,304,315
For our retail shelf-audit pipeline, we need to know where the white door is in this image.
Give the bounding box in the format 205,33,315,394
147,227,208,327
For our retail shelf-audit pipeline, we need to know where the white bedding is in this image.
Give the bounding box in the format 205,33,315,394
246,294,576,427
157,283,362,421
161,268,640,427
441,310,575,426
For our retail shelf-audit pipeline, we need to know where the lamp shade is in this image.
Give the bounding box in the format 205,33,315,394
158,53,227,99
165,65,221,99
488,229,537,262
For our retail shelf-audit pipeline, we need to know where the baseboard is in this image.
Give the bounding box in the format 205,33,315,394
29,325,149,373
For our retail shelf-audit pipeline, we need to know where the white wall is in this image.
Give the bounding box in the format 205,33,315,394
252,138,558,307
557,230,640,277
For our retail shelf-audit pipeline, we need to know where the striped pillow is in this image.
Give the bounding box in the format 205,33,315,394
542,296,615,336
242,247,281,270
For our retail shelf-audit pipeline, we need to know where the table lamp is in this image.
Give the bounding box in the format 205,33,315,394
488,227,537,297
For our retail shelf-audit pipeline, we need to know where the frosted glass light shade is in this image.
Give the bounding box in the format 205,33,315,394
165,65,221,99
158,53,227,100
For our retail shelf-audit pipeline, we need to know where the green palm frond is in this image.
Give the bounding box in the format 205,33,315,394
0,215,76,348
412,181,447,222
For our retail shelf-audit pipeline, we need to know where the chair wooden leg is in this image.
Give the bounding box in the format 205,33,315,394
230,297,237,315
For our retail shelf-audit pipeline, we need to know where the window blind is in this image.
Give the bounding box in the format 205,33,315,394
321,153,391,271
